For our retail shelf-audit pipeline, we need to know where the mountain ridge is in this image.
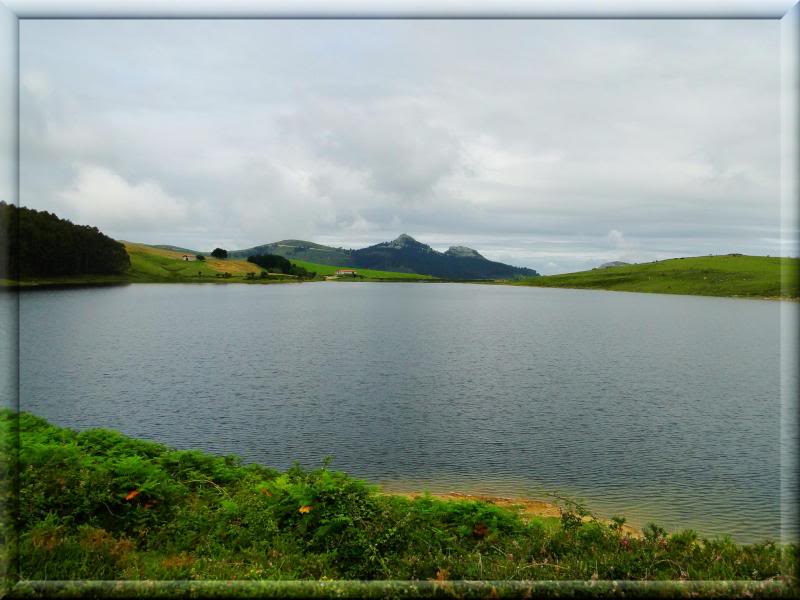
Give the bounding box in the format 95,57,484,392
229,233,538,280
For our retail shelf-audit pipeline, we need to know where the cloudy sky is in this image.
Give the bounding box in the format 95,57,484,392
19,19,785,274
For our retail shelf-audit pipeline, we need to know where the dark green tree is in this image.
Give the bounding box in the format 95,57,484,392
0,201,130,279
211,248,228,259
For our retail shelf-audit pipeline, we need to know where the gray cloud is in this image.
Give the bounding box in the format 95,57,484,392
19,19,788,274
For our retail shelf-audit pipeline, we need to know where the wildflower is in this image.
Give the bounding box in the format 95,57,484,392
124,490,140,501
298,505,312,514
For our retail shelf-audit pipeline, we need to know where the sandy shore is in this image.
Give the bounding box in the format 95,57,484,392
385,490,643,539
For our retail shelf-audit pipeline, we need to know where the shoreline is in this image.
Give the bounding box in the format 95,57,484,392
3,277,796,301
383,490,644,539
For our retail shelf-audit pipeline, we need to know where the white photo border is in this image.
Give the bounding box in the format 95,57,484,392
1,0,798,596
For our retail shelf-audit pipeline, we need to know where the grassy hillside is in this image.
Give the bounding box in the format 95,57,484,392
514,255,799,299
290,259,436,281
4,410,795,586
229,240,355,266
124,243,293,283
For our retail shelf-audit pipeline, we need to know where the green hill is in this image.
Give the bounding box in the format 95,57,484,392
513,255,799,299
289,259,436,281
229,240,354,266
124,243,294,283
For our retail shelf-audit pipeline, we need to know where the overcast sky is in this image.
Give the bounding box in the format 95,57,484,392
18,19,787,274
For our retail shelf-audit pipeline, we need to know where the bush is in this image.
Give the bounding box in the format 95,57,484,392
247,254,316,279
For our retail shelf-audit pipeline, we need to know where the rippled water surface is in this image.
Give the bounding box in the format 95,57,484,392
9,283,798,542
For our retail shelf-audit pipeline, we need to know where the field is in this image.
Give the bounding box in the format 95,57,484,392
513,255,799,299
3,243,299,287
123,242,287,282
3,410,795,592
289,259,436,281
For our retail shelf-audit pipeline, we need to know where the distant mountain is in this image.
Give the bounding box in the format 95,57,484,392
228,240,354,266
444,246,484,259
351,234,538,279
152,244,202,255
228,233,538,280
598,261,631,269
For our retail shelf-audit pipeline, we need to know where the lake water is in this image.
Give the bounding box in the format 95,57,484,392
5,283,798,543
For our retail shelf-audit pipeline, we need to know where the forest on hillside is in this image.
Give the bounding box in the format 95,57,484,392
0,202,130,279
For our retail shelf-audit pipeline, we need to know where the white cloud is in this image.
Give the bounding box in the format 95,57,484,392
608,229,627,248
59,164,188,233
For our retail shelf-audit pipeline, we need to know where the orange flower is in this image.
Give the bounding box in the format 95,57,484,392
259,488,272,496
125,490,140,501
298,505,312,514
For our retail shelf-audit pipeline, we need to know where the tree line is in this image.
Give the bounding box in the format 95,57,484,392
246,253,316,278
0,202,130,279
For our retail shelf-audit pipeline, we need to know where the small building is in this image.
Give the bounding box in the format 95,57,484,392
181,254,192,261
335,269,357,276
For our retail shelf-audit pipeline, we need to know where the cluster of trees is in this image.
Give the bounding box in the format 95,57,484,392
211,248,228,259
247,253,316,278
0,202,130,279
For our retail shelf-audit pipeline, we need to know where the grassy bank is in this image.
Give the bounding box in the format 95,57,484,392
1,411,795,588
512,255,799,299
289,259,436,281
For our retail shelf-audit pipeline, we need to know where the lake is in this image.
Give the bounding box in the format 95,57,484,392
5,283,798,543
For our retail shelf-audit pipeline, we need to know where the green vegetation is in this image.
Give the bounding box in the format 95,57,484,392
247,254,316,279
0,202,129,280
125,243,223,281
2,410,795,588
513,255,799,299
1,243,299,287
290,259,436,281
124,244,300,284
229,240,354,267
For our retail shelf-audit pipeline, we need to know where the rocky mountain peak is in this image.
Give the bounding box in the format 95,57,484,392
390,233,419,246
444,246,484,259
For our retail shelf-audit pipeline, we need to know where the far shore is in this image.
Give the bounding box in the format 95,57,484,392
3,275,797,302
